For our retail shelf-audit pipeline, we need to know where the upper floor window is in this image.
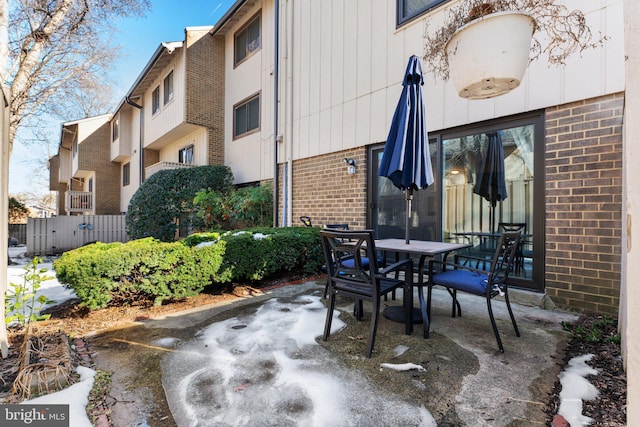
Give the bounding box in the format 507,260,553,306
164,71,174,105
88,177,93,193
178,145,194,165
234,93,260,138
397,0,448,26
152,86,160,115
234,12,261,66
112,116,119,141
123,163,130,186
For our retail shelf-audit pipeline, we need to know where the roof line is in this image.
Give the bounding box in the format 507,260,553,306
210,0,247,35
113,40,184,113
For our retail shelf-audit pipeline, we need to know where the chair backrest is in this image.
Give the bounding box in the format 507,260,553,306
498,222,526,234
300,216,313,227
324,223,349,230
320,229,380,292
488,232,522,285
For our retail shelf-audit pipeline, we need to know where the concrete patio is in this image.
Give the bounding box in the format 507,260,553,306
88,278,578,426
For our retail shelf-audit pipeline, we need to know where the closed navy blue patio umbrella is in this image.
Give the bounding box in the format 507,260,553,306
473,131,508,232
379,55,434,244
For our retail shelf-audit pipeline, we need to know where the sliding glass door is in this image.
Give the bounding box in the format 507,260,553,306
369,113,544,291
369,138,440,242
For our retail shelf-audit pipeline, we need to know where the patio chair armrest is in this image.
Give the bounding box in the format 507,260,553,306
379,258,413,276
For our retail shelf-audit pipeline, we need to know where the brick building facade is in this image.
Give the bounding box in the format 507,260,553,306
545,93,623,314
281,93,623,315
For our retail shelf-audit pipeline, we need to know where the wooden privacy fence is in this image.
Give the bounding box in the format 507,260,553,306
26,215,129,256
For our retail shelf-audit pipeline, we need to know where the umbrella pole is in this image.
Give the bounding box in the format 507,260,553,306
405,188,413,244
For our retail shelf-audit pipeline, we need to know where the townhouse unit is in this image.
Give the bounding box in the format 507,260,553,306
50,26,224,215
44,0,640,414
111,26,225,212
49,114,121,215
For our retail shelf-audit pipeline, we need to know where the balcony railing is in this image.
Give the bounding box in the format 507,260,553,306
145,161,195,179
65,191,94,213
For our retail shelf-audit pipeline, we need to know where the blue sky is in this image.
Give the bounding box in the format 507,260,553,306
9,0,236,197
111,0,236,93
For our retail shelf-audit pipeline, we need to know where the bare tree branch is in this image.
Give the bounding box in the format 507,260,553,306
2,0,151,152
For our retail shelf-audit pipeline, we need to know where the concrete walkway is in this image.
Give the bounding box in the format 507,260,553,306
89,279,577,426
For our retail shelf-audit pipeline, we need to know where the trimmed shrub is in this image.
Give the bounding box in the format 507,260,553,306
185,226,323,282
53,238,226,309
126,166,234,241
54,227,323,310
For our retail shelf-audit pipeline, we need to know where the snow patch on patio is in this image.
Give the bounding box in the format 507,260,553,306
162,294,437,426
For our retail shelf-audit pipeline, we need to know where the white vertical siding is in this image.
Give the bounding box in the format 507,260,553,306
224,1,275,184
158,128,208,165
143,49,187,147
120,107,141,212
285,0,624,161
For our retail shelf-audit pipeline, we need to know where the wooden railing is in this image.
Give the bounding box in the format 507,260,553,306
65,191,93,213
145,161,195,179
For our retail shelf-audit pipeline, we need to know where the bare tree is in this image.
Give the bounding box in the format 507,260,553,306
0,0,150,358
0,0,151,153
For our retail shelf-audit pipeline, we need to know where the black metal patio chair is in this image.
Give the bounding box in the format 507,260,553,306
320,224,391,299
320,229,413,358
426,231,522,352
498,222,527,273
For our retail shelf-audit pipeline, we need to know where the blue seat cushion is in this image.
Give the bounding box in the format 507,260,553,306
431,270,489,295
340,256,371,269
322,257,371,274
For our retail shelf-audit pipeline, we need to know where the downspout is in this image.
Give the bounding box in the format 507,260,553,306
285,0,294,227
273,0,280,227
125,96,144,184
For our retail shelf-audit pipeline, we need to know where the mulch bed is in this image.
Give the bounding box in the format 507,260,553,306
544,314,627,426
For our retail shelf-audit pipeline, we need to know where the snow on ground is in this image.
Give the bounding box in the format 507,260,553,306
21,366,96,427
6,246,93,427
6,246,76,315
4,245,604,425
162,294,438,426
557,354,600,426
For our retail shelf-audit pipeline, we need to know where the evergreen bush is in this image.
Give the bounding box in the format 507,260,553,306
54,227,322,310
53,238,226,309
126,166,234,241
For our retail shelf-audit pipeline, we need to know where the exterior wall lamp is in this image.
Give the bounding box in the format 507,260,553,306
343,158,357,174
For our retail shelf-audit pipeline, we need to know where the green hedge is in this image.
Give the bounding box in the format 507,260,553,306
54,227,322,310
185,226,323,282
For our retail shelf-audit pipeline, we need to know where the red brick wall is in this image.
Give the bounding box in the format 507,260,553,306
545,93,623,314
77,122,121,215
185,29,225,166
278,93,623,315
283,148,367,229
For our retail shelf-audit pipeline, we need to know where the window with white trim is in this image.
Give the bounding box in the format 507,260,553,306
123,163,130,186
112,116,119,141
397,0,448,26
